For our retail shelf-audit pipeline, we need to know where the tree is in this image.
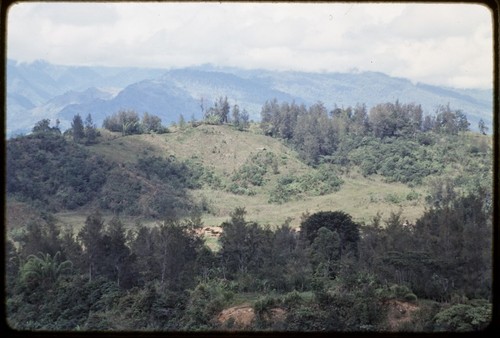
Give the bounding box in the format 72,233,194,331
32,119,60,135
422,114,434,132
120,110,141,135
152,221,202,289
350,103,370,136
277,101,300,140
407,103,423,135
16,217,64,259
103,110,141,135
219,96,230,124
478,119,488,135
71,114,85,143
142,112,164,133
232,104,241,129
300,211,360,259
310,227,341,278
414,191,492,300
6,240,21,295
130,225,158,284
455,110,470,132
102,217,137,288
331,106,351,139
219,208,270,280
78,212,106,281
369,103,397,138
19,251,73,289
240,109,250,130
84,113,98,144
179,114,187,130
260,99,280,136
60,226,84,274
203,96,230,125
293,102,334,164
433,104,470,134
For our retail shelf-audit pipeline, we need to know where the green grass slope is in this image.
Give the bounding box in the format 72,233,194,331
83,124,428,228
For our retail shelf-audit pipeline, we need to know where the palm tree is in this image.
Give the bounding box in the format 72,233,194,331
19,251,73,288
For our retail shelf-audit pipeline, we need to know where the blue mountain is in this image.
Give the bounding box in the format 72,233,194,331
6,59,493,137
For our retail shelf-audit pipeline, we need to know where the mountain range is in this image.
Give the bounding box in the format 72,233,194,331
6,59,493,137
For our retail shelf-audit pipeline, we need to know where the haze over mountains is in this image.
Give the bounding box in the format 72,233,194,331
6,59,493,137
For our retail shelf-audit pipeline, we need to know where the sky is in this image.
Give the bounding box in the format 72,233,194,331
6,1,494,90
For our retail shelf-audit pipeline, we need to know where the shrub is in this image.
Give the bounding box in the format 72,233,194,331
433,301,492,331
385,193,403,204
254,295,280,316
282,290,303,308
268,165,343,204
227,183,256,196
231,152,279,187
406,190,420,201
268,175,302,204
404,293,418,302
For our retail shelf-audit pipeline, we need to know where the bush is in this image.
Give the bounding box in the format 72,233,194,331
136,156,204,190
385,193,403,204
228,151,281,196
227,183,256,196
406,190,420,201
282,290,303,308
268,175,303,204
254,295,280,316
404,293,418,302
268,165,343,204
433,300,492,331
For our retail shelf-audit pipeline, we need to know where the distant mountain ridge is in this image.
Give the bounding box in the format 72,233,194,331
6,59,493,137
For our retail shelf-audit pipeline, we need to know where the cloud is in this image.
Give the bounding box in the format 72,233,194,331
6,2,493,89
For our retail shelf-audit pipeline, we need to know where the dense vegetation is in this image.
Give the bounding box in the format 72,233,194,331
5,98,493,332
6,124,210,218
6,195,492,331
102,110,168,135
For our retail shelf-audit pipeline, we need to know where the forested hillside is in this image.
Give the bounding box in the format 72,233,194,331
5,98,493,332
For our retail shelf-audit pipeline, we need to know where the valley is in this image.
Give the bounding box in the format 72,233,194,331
5,99,493,332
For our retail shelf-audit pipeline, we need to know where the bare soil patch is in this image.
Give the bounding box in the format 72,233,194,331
216,304,287,330
386,299,420,330
217,304,255,329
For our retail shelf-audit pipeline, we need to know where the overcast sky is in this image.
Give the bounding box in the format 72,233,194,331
7,2,493,89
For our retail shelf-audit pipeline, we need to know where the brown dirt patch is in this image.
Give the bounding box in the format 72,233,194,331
217,304,255,329
386,299,420,330
216,304,287,330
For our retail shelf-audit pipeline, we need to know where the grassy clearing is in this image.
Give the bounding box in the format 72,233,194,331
7,123,429,241
87,125,429,229
194,172,426,229
91,125,308,175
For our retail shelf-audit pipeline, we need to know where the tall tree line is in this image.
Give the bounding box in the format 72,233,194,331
260,99,470,164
